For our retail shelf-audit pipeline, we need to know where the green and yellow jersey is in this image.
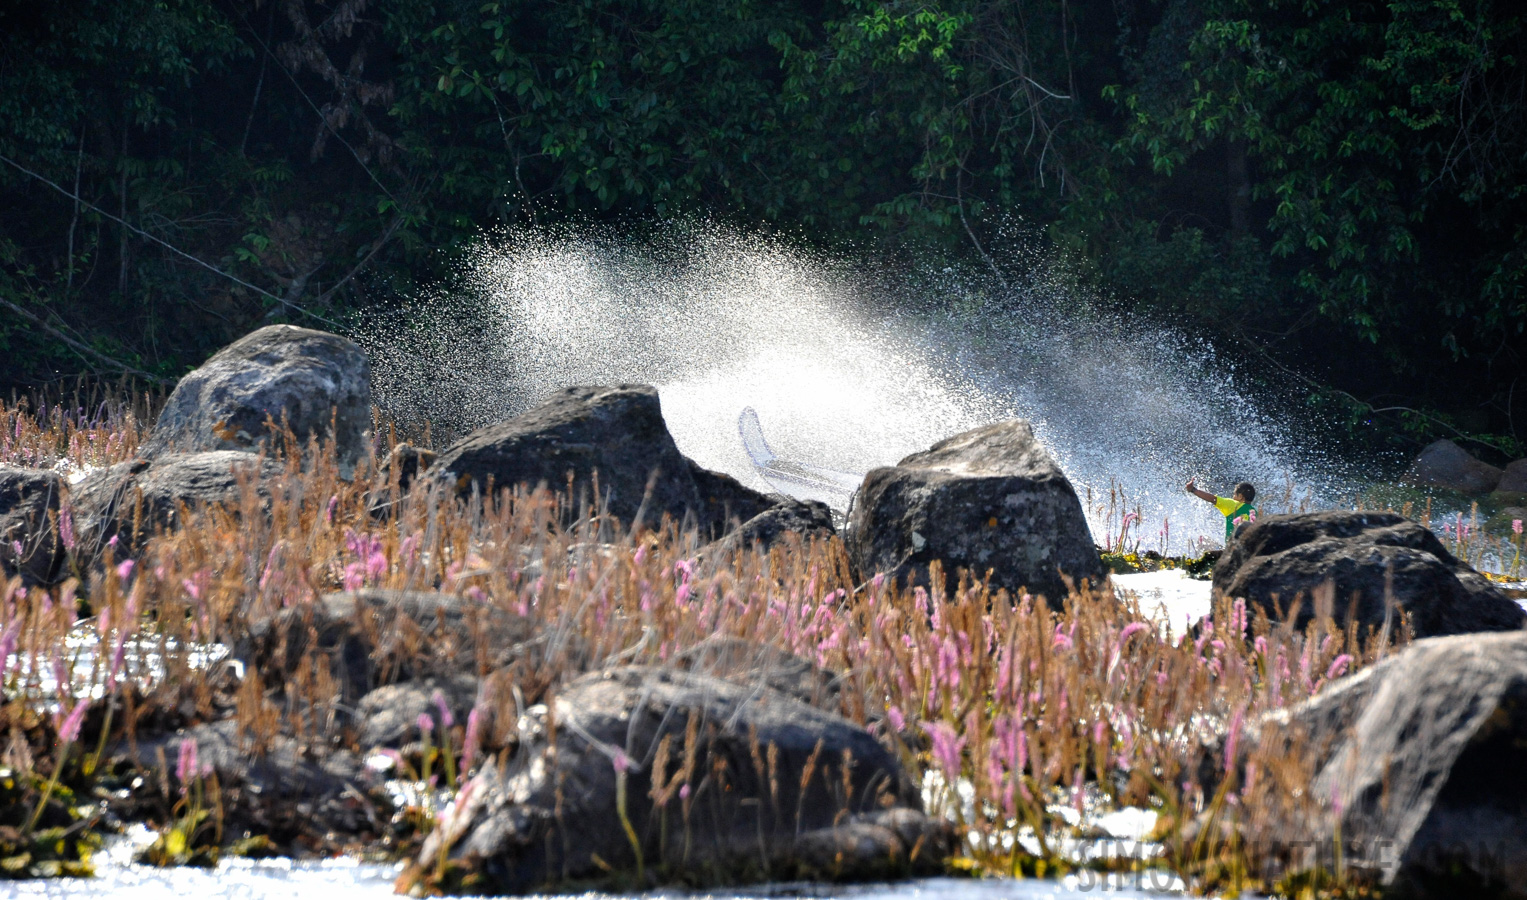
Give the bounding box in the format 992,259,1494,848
1213,496,1258,541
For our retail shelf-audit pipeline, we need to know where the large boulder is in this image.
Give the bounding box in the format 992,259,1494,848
845,420,1102,601
1405,439,1503,495
353,674,480,750
142,325,372,477
237,589,538,705
424,385,772,535
1247,630,1527,896
410,665,946,892
699,497,837,562
113,718,375,853
1492,459,1527,509
0,466,66,584
1213,511,1525,639
69,451,283,558
1499,459,1527,494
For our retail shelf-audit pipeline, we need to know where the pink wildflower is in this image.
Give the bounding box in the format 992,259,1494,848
886,706,906,732
461,707,483,773
432,690,455,729
55,699,88,743
1325,654,1353,681
176,739,201,789
417,712,435,736
115,559,134,582
1224,708,1244,768
921,721,966,781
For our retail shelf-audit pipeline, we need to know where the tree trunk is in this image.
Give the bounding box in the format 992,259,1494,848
1228,138,1250,240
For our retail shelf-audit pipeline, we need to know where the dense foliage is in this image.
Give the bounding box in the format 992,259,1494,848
2,0,1523,450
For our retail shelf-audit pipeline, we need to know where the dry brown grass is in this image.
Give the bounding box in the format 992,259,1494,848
0,396,1406,892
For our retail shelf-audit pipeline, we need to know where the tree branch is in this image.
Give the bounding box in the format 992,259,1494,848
0,296,173,385
0,151,341,328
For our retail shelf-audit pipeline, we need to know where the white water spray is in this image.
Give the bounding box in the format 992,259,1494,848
359,222,1357,552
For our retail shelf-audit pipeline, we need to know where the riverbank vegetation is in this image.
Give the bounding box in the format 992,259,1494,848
0,394,1423,895
2,1,1524,457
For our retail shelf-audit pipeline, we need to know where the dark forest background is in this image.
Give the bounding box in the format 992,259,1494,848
2,0,1524,455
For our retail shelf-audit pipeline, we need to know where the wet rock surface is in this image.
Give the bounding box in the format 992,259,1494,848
412,664,944,892
1212,510,1525,638
1405,439,1503,495
69,451,283,558
0,465,65,584
1248,630,1527,897
424,385,773,536
142,325,372,477
845,420,1103,600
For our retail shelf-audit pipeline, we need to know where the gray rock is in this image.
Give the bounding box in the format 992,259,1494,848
1212,511,1525,638
1496,458,1527,494
69,451,282,557
1247,630,1527,896
1405,439,1503,495
687,461,776,530
670,636,841,709
123,718,366,799
354,674,479,749
416,664,935,891
0,466,65,584
845,420,1103,601
700,497,837,561
239,589,536,705
113,718,378,851
143,325,372,477
424,385,771,536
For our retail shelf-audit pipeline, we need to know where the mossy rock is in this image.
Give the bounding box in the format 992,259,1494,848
1484,505,1527,535
1487,490,1527,510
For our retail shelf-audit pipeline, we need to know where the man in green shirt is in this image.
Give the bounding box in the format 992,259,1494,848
1186,478,1258,542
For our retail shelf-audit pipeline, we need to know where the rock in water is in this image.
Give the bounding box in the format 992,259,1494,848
354,674,480,750
1492,458,1527,508
238,589,536,703
68,451,282,558
1499,459,1527,494
1405,439,1503,495
698,497,837,562
143,325,372,477
0,466,65,584
1213,511,1524,638
412,665,947,891
845,420,1102,601
1250,631,1527,896
426,385,771,534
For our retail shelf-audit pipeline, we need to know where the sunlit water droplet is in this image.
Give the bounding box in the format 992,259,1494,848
359,221,1366,553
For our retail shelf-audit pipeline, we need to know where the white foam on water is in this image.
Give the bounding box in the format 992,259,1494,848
1111,570,1214,634
360,221,1361,553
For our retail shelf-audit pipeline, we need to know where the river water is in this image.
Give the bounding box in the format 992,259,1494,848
3,863,1186,900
